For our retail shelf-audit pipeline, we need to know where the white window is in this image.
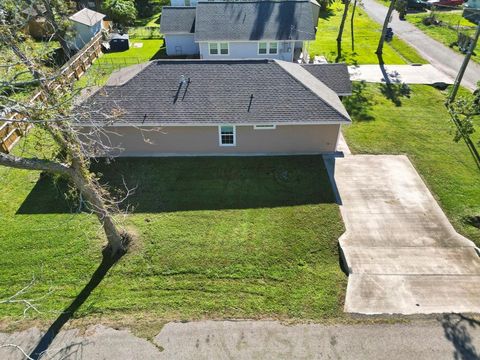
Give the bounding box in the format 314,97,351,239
219,125,236,146
209,42,229,55
258,42,278,55
254,124,276,130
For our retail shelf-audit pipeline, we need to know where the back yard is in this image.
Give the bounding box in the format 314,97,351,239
0,155,346,329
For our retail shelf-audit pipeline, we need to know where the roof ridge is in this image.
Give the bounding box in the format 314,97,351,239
274,60,351,123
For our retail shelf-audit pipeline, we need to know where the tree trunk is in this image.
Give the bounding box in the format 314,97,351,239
0,152,126,257
376,0,397,57
351,0,357,52
39,0,72,60
336,0,351,62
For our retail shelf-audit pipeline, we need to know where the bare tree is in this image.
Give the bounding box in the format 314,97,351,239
350,0,358,51
336,0,351,62
0,2,132,258
376,0,397,60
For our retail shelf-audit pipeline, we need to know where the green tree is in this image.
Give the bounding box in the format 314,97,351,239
103,0,138,27
447,84,480,146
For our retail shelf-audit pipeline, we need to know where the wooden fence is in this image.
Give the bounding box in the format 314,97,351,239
0,31,106,153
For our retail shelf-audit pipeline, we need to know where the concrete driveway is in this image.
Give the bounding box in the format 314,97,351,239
325,154,480,314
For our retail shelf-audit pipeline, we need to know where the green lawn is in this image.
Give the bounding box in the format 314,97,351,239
343,83,480,245
406,10,479,63
76,38,165,88
0,155,346,327
311,2,426,64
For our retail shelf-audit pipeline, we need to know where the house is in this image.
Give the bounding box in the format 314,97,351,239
69,8,106,50
160,0,319,61
78,59,351,156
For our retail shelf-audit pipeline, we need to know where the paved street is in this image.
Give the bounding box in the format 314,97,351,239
1,319,480,359
361,0,480,90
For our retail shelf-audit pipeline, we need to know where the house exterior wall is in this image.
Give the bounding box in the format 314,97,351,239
72,21,102,50
199,41,295,61
91,124,341,156
165,34,199,55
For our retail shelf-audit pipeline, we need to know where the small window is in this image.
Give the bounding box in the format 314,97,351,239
220,42,229,55
258,42,267,54
209,43,218,55
254,125,276,130
269,42,278,54
219,126,236,146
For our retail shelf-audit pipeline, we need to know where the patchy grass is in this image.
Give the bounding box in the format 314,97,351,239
134,11,162,27
343,83,480,245
406,10,479,63
311,2,426,64
76,39,165,88
0,155,346,325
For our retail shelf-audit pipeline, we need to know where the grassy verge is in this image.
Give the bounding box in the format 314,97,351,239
0,155,346,326
312,2,426,64
406,10,479,63
343,83,480,245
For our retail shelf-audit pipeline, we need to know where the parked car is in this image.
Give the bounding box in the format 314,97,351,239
427,0,464,7
407,0,430,10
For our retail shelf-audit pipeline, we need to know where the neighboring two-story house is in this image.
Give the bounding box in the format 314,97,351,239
161,0,320,62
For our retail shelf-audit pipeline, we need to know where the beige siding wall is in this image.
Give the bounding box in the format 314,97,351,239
93,124,341,156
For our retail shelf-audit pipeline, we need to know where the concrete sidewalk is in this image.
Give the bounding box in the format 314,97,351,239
325,154,480,315
349,64,453,84
361,0,480,91
2,318,480,359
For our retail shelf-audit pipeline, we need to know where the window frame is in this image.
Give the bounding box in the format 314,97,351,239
258,41,279,55
209,42,229,56
254,124,277,130
218,125,236,147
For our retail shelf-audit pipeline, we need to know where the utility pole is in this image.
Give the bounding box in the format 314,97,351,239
448,23,480,103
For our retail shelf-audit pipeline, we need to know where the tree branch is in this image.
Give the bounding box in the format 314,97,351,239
0,152,72,176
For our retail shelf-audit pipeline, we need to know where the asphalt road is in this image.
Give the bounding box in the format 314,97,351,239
361,0,480,90
1,318,480,359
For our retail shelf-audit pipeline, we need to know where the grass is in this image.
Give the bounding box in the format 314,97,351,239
76,38,165,88
311,2,426,64
134,11,162,27
406,10,479,63
0,155,346,326
343,83,480,245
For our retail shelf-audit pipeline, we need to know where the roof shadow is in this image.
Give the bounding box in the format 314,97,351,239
16,156,336,214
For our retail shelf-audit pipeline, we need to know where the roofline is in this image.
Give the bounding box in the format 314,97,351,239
68,8,105,25
78,121,350,128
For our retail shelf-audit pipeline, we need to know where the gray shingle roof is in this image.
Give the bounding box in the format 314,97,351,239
69,8,105,27
160,7,196,34
301,64,352,95
194,1,316,41
79,60,351,126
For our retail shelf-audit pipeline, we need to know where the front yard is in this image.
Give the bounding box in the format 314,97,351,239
0,155,346,329
344,83,480,245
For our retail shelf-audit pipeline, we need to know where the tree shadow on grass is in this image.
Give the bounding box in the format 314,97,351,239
343,81,375,121
29,250,123,360
440,313,480,360
376,53,411,106
319,8,335,20
17,156,337,214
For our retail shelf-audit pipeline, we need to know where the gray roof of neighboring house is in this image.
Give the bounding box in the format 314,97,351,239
69,8,105,27
78,60,351,126
301,64,352,95
160,7,196,34
194,1,316,41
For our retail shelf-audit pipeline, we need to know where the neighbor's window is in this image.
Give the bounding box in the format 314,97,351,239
220,42,229,54
258,42,278,55
209,42,218,55
219,125,236,146
209,42,229,55
254,124,276,130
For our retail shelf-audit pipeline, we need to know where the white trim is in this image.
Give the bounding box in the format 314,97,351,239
254,124,277,130
218,125,236,146
208,42,229,56
257,41,279,55
80,121,349,127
